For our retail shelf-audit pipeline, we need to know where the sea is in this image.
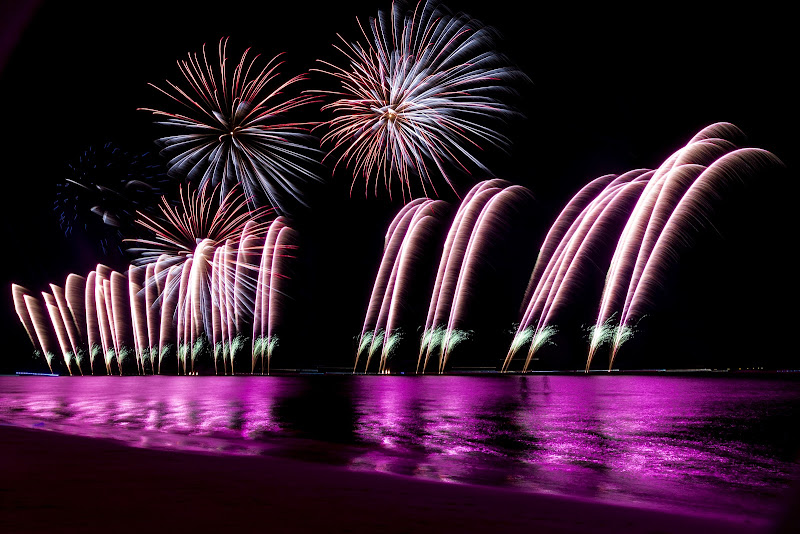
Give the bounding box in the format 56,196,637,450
1,374,798,523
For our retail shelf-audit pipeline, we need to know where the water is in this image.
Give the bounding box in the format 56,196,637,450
1,375,798,522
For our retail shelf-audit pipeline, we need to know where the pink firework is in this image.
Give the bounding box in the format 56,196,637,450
315,0,521,201
140,38,321,214
127,183,272,268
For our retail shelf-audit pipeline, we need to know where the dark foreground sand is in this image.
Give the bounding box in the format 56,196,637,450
1,425,796,534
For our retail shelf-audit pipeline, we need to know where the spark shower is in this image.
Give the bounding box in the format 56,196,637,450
13,184,297,376
359,123,781,373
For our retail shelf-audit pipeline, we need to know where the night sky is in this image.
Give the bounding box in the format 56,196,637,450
0,0,795,372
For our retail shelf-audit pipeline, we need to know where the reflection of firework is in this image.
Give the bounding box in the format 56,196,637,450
55,142,171,256
316,0,520,200
140,38,322,214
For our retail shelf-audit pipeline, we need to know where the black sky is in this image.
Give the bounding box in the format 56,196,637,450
0,0,795,372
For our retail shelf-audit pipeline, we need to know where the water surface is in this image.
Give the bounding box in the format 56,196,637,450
1,375,798,522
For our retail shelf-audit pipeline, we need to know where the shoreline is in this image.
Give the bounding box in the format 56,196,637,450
6,369,800,378
1,424,794,534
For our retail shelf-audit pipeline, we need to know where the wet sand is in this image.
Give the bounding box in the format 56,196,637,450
0,425,794,533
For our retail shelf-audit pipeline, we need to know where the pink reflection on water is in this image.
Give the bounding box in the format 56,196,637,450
0,377,287,453
0,374,797,523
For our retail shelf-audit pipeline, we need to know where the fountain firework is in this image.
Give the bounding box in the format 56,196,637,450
355,198,449,373
12,187,298,375
357,180,533,373
506,123,783,372
420,180,531,373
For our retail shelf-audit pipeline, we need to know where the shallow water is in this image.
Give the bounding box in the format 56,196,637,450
1,374,798,521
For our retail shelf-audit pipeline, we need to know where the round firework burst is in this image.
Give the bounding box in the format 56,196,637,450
126,182,273,267
316,0,521,200
140,37,322,215
55,142,172,257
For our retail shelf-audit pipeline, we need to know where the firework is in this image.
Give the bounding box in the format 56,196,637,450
418,180,531,373
504,173,648,372
127,183,272,373
438,184,530,372
15,181,298,375
316,0,521,200
356,198,448,373
503,123,782,372
54,143,171,256
14,216,298,376
589,124,782,369
140,38,322,214
356,179,531,373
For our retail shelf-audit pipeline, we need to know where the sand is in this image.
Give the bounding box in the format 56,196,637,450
0,425,795,534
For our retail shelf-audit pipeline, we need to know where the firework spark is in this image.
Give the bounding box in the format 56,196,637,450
316,0,521,201
141,37,322,214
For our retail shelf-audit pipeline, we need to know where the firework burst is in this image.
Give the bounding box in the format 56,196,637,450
127,183,272,267
140,38,322,214
316,0,521,200
55,143,171,256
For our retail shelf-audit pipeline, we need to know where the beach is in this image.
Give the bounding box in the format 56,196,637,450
2,424,795,534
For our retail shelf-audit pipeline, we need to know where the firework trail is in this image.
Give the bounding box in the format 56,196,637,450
141,37,322,214
84,271,100,372
11,285,39,351
517,170,651,334
508,156,690,370
379,200,446,372
248,217,288,374
355,198,447,372
588,123,782,369
518,173,619,315
261,225,297,374
497,123,781,372
419,180,506,371
50,284,83,374
12,285,57,372
513,176,647,371
354,179,531,373
417,179,510,373
55,143,171,256
42,291,74,374
315,0,521,201
356,198,428,371
604,148,782,368
439,185,531,372
128,265,149,373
